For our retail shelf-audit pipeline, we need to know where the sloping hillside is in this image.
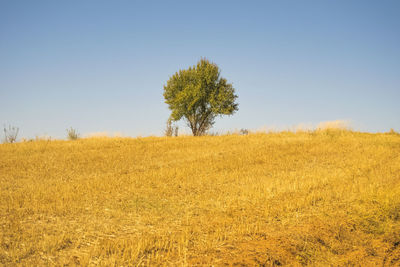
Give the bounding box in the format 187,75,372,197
1,131,399,265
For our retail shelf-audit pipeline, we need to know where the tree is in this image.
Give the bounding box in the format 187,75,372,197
163,58,238,136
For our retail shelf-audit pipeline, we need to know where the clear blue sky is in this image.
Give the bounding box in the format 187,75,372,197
1,1,399,138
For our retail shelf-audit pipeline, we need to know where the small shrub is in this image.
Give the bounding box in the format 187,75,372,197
67,127,79,140
3,124,19,143
240,128,249,135
174,125,179,137
316,120,351,131
165,120,173,137
165,120,178,137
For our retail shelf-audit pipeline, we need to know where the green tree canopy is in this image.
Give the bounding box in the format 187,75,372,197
163,58,238,136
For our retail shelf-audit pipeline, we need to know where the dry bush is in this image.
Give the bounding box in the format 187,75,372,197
316,119,352,131
388,128,399,135
240,128,249,135
3,124,19,143
66,127,79,140
165,120,178,137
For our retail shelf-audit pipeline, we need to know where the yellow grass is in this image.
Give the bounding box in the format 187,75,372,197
1,130,399,266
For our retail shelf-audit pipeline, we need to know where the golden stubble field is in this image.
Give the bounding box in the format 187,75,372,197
1,130,399,266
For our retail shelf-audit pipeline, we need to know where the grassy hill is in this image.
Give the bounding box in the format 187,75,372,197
1,130,399,265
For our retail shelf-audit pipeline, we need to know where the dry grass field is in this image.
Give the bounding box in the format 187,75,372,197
1,129,400,266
